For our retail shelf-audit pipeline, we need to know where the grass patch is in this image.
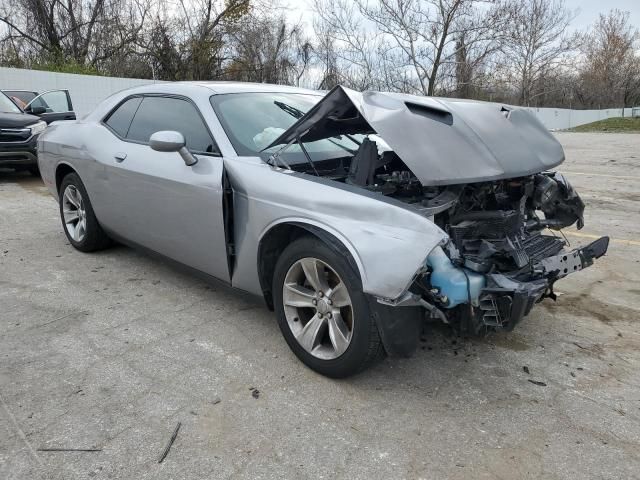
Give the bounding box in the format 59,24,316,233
568,117,640,133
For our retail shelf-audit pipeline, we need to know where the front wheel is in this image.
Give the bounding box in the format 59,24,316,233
59,172,111,252
273,236,384,378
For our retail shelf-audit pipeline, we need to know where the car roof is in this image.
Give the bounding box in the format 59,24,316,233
85,81,323,122
177,81,320,95
122,81,320,97
104,81,321,103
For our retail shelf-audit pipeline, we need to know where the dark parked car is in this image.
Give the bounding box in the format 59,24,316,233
0,89,76,175
0,91,48,175
2,89,76,124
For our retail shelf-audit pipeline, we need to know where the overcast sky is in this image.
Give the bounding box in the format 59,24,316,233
565,0,640,30
285,0,640,33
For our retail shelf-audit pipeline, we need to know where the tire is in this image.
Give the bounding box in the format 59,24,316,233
273,235,384,378
59,172,110,252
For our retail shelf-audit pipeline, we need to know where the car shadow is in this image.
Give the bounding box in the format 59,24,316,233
0,167,43,184
96,237,535,394
3,165,541,396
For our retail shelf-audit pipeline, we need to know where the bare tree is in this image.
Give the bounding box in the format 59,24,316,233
356,0,456,95
2,0,634,111
313,0,386,90
134,0,251,80
135,11,183,80
501,0,577,105
180,0,250,80
447,2,514,98
576,9,640,110
292,28,313,87
0,0,151,70
224,12,311,85
354,0,510,96
313,28,340,89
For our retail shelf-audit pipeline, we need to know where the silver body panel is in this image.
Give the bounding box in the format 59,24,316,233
38,82,448,301
267,86,564,186
225,157,447,299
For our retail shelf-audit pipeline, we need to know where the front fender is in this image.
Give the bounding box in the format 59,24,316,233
225,157,448,300
259,216,367,284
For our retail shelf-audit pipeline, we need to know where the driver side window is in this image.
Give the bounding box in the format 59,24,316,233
126,96,218,154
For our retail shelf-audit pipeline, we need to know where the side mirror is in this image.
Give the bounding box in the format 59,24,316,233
28,106,47,115
149,130,197,166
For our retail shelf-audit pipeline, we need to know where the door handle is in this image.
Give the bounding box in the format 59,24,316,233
114,152,127,162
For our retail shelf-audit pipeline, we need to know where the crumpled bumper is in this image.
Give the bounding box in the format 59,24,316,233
478,236,610,330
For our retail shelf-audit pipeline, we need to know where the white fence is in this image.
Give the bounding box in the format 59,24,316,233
525,106,634,130
0,67,636,129
0,67,160,118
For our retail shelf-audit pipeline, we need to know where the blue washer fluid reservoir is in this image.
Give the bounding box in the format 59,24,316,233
426,246,486,309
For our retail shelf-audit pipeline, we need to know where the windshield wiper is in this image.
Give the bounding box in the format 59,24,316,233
274,100,305,119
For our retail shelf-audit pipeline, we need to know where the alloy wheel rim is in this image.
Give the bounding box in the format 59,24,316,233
62,185,87,243
283,257,354,360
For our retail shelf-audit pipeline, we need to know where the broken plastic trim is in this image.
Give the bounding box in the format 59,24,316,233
376,292,449,324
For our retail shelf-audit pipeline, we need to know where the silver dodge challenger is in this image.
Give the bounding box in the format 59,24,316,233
38,82,609,377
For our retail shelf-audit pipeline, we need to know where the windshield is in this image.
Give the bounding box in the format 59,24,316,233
210,92,360,164
3,91,36,109
0,93,22,114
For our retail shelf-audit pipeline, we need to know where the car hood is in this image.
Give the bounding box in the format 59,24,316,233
0,112,41,128
265,86,564,186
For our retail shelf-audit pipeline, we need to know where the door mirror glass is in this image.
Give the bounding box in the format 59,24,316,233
149,131,186,152
28,105,47,115
149,130,197,166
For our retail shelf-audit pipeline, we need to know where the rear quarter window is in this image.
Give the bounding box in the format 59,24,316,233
104,97,143,137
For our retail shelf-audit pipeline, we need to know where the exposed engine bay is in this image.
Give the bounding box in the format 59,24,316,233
266,85,609,335
285,137,609,334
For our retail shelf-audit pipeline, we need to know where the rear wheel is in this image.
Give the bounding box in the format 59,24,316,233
273,236,384,378
59,173,110,252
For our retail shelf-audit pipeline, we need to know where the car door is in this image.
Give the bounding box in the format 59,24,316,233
24,90,76,123
93,94,230,283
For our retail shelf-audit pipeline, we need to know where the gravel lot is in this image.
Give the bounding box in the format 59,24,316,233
1,132,639,480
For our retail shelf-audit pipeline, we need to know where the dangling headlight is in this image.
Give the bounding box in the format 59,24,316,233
28,121,47,136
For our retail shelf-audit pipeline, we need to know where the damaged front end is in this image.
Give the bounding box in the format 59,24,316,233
413,173,609,334
265,85,609,335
